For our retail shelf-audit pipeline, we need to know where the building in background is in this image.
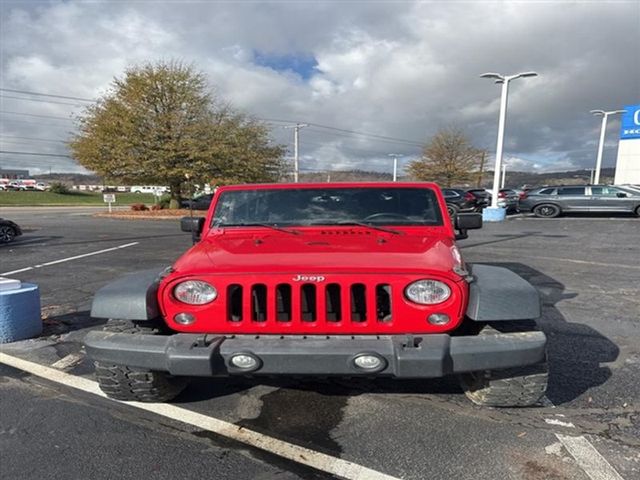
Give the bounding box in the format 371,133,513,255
614,104,640,184
0,168,30,179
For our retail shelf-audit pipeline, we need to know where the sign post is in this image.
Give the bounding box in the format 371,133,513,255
103,193,116,213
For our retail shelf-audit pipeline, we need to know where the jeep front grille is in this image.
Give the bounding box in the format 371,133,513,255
225,282,393,324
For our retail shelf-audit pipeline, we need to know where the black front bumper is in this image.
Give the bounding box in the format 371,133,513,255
84,331,547,378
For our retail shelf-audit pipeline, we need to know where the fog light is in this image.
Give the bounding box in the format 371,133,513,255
230,353,260,371
428,313,450,325
353,354,385,371
174,312,196,325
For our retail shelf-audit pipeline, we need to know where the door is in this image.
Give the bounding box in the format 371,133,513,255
555,186,588,211
589,186,637,212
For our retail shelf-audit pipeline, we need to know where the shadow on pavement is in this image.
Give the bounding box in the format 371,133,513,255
489,262,619,405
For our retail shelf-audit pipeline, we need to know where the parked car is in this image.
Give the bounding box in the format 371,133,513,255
180,193,214,210
85,182,549,408
0,218,22,243
130,185,169,194
483,189,520,212
520,185,640,218
441,188,479,218
465,189,490,208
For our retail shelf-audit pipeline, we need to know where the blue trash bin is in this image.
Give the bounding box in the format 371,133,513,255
0,283,42,343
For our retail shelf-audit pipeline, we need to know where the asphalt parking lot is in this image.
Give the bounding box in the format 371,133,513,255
1,207,639,480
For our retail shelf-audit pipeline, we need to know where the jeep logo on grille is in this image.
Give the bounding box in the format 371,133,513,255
292,275,325,282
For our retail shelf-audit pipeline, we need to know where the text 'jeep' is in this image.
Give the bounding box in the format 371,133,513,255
85,183,547,406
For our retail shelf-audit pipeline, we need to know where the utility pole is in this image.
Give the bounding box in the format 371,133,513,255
590,109,625,184
388,153,400,181
477,150,486,187
501,164,506,189
284,123,308,183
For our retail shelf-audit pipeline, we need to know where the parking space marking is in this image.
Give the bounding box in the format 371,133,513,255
556,434,625,480
471,249,640,271
0,353,400,480
0,242,139,276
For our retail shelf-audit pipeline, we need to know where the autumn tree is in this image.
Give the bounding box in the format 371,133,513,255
69,61,285,207
407,127,481,187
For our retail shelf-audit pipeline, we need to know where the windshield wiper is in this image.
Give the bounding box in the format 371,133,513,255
335,221,403,235
217,223,300,235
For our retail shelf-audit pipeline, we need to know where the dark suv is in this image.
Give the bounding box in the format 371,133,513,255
520,185,640,218
441,188,480,218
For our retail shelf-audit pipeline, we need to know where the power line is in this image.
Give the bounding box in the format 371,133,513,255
0,110,74,121
0,94,82,107
0,150,72,158
0,134,67,144
0,118,74,128
261,116,424,146
0,88,95,103
1,87,424,146
302,127,422,148
307,123,424,146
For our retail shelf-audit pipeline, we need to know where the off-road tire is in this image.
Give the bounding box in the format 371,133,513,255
458,322,548,407
532,203,561,218
94,319,188,402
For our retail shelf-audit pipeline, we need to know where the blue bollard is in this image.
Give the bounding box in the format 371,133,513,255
0,282,42,343
482,206,507,222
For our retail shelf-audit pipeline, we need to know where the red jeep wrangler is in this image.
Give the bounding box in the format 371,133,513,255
85,183,547,406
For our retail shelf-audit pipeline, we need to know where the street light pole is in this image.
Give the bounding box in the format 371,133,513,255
388,153,400,181
501,164,506,189
590,109,625,185
480,71,538,209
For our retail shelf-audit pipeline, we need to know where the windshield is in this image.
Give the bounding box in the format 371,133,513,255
212,187,444,227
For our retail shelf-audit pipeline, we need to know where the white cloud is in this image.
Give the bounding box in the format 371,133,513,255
1,1,637,175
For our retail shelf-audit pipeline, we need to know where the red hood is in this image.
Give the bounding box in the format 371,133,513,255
172,228,460,279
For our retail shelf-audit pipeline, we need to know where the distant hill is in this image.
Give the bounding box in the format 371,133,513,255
300,168,616,188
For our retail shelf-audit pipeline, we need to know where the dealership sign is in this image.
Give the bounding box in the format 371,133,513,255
620,104,640,139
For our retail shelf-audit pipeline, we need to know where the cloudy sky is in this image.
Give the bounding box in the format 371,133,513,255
0,0,638,176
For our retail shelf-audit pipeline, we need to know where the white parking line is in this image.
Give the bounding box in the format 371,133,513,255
0,353,400,480
1,242,139,276
556,434,625,480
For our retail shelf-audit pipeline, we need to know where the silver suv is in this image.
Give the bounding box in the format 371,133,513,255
520,185,640,218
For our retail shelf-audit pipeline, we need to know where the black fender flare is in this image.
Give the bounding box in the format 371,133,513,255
465,264,541,321
90,268,168,320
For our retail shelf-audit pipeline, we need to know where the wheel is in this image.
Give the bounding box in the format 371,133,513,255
532,204,560,218
93,319,188,402
458,323,548,407
635,205,640,217
446,204,459,220
0,225,16,243
362,212,412,222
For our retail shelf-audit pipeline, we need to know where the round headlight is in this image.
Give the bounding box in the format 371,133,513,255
405,280,451,305
174,280,217,305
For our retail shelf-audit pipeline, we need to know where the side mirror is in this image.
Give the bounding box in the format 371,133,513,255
616,193,627,198
455,213,482,230
454,213,482,241
180,216,205,241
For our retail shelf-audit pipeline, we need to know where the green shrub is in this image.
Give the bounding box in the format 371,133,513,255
49,182,70,194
